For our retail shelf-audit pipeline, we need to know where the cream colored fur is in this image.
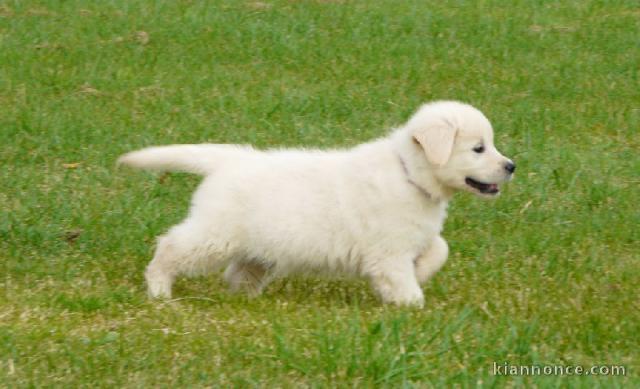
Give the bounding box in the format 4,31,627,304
118,101,514,306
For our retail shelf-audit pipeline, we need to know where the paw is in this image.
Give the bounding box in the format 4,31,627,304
145,268,173,299
415,236,448,284
372,274,425,307
387,289,425,308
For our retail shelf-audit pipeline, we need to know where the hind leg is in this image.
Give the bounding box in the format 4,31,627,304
145,220,232,298
145,236,177,298
224,260,271,297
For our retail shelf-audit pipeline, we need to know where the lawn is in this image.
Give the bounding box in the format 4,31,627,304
1,0,638,386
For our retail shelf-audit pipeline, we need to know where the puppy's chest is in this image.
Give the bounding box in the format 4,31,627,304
406,202,448,234
365,199,448,243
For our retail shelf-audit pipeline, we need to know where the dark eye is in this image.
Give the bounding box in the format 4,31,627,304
473,145,485,153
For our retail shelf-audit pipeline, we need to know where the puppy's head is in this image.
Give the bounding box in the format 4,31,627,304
409,101,515,197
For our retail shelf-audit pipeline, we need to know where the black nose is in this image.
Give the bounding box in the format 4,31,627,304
504,161,516,174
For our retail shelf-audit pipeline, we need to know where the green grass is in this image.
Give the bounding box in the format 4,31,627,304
1,0,639,386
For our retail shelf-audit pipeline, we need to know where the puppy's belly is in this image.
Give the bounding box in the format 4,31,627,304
243,224,360,275
241,217,441,278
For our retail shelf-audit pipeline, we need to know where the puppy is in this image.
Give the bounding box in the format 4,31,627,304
119,101,515,306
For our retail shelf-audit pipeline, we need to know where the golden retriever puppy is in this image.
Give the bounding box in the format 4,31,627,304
119,101,515,306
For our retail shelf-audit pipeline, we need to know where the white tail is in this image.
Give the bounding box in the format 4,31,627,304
117,144,251,175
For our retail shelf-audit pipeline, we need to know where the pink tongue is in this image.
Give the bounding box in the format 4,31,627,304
489,184,497,190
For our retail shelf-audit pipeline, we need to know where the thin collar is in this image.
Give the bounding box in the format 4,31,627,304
397,154,433,200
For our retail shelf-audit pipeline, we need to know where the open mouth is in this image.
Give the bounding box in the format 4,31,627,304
465,177,499,194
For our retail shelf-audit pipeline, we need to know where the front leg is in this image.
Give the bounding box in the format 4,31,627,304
414,235,449,285
367,255,424,307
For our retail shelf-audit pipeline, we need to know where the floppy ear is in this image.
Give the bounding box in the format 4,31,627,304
412,122,457,166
